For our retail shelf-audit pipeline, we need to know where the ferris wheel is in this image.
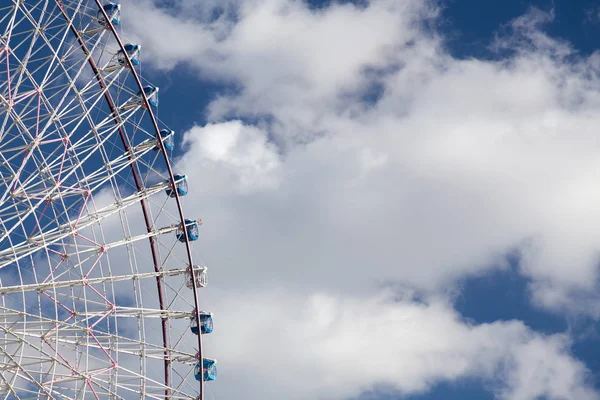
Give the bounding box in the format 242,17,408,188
0,0,216,399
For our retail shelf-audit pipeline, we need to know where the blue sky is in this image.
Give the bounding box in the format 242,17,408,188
444,0,600,57
117,0,600,399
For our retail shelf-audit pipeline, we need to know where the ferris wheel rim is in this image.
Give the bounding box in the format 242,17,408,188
90,2,206,399
54,2,174,396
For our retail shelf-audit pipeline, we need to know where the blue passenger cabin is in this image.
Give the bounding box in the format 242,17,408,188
177,219,199,242
195,359,218,382
117,44,141,66
123,86,159,109
137,86,159,108
191,312,213,335
165,174,188,197
154,129,175,152
97,3,120,26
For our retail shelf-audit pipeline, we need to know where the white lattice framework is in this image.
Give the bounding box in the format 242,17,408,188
0,0,209,399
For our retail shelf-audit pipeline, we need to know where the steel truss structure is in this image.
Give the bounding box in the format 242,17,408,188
0,0,212,399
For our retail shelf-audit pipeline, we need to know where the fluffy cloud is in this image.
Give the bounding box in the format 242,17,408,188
206,289,598,400
154,0,600,308
181,121,282,193
117,0,600,398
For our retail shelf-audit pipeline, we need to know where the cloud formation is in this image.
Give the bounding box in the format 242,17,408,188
120,0,600,398
208,289,597,400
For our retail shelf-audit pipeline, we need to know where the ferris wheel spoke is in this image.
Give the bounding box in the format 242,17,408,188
0,118,164,253
2,21,125,162
0,214,181,269
0,265,194,295
0,311,198,398
71,224,180,257
0,326,73,397
113,364,194,400
45,333,196,365
3,15,49,105
2,129,161,206
0,1,213,398
16,3,80,89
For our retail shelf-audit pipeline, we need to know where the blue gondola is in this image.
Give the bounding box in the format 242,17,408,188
191,312,213,335
194,359,217,382
154,129,175,152
177,219,199,242
165,174,188,197
135,86,159,108
97,3,120,26
117,44,141,66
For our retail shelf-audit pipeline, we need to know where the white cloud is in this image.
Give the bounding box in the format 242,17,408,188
181,121,282,193
116,0,600,398
206,289,598,400
585,7,600,25
176,113,600,397
152,1,600,308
